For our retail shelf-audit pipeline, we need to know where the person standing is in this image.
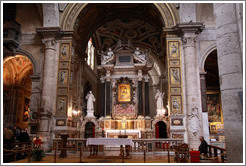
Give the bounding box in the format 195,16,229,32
199,136,208,155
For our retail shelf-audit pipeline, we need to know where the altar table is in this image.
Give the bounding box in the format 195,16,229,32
86,138,133,156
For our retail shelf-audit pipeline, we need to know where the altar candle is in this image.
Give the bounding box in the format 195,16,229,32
120,130,121,135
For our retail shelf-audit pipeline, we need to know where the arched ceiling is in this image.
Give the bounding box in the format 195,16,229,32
3,55,33,87
74,3,165,54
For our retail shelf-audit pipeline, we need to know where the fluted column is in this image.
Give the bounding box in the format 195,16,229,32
214,3,243,163
176,22,204,149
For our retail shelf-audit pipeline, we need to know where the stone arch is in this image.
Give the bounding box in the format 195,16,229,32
3,49,38,75
81,118,98,134
60,3,179,31
199,43,217,72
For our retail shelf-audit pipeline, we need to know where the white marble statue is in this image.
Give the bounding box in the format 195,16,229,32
85,91,96,118
188,107,201,137
99,48,114,64
107,48,114,58
86,91,95,111
134,47,146,61
155,90,165,112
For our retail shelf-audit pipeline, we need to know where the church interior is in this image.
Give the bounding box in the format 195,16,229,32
2,2,244,163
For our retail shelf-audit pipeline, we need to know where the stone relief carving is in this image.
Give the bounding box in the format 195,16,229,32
133,47,147,63
171,96,182,114
188,107,201,137
171,68,180,84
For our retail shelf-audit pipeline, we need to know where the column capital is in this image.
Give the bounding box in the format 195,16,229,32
100,76,106,83
42,38,57,50
144,75,150,82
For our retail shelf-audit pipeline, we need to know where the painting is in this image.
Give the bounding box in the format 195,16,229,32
118,84,131,102
207,92,222,123
170,95,182,114
169,41,179,58
170,67,181,85
59,43,70,61
58,69,69,86
210,124,217,134
23,98,30,122
56,96,67,116
56,119,66,126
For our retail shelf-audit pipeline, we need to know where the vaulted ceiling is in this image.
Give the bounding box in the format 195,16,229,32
75,3,165,57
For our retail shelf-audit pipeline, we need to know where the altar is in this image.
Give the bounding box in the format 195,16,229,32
105,129,141,139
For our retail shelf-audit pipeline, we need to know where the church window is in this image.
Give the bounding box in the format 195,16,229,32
86,38,95,70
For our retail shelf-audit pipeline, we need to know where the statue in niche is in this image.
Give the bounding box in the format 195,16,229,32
171,44,177,55
86,91,95,111
188,107,200,137
155,90,165,111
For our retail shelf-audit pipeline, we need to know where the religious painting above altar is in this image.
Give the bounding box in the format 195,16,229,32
118,84,131,102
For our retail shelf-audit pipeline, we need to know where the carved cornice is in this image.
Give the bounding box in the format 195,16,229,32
174,22,204,36
36,27,61,39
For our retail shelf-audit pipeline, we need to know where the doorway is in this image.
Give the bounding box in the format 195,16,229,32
85,122,95,138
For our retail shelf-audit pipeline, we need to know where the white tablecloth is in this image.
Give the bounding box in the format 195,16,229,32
86,138,133,146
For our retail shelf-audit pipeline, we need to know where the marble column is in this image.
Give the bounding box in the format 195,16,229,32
137,70,143,116
36,27,60,149
144,75,150,116
100,76,106,116
105,71,111,117
214,3,243,163
176,22,204,149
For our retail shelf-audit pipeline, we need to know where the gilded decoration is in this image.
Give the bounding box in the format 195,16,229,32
172,133,184,139
59,43,70,61
113,77,136,118
170,95,182,114
167,40,183,116
170,67,181,85
118,84,131,102
58,69,69,86
114,77,134,104
56,42,72,117
170,87,181,93
168,41,179,58
56,96,68,116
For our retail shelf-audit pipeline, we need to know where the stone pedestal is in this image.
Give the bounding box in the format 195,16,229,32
59,134,69,158
86,109,95,118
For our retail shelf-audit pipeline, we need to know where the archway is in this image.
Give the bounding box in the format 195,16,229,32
204,50,224,142
3,55,33,129
155,121,167,138
85,122,95,138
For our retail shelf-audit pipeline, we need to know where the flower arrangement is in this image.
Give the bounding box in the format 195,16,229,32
31,147,45,161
